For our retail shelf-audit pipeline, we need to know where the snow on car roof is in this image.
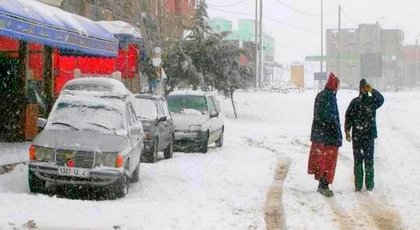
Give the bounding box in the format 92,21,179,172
61,77,132,97
56,92,126,109
167,90,215,96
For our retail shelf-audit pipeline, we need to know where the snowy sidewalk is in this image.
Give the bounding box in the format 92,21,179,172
0,142,31,174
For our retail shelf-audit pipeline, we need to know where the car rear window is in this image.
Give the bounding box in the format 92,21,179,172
133,98,158,120
167,95,207,113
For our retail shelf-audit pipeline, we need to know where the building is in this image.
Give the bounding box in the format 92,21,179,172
402,45,419,90
326,24,404,91
143,0,197,39
207,18,281,84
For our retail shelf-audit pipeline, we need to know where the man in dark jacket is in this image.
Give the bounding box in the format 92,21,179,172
308,72,342,197
344,78,384,192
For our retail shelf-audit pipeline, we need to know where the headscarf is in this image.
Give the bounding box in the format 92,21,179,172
359,78,372,102
359,78,368,92
325,72,340,93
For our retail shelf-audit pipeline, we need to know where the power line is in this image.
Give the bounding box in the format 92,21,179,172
340,8,360,26
208,7,319,34
264,15,319,34
208,7,253,17
207,0,248,8
273,0,337,16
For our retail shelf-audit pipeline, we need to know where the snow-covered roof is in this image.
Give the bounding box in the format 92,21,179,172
97,20,142,39
20,0,115,39
0,0,119,57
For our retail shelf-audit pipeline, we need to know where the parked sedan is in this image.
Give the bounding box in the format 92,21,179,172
133,94,174,163
28,78,143,199
167,90,224,153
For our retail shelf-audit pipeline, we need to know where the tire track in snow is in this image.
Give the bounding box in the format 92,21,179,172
324,196,376,230
245,136,406,230
264,161,288,230
244,137,289,230
321,152,378,230
355,192,405,230
287,138,378,230
328,149,406,229
280,136,404,230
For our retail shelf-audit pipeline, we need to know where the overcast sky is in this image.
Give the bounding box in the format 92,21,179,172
206,0,420,64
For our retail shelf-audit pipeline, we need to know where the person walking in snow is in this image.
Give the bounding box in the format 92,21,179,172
308,72,343,197
344,79,384,192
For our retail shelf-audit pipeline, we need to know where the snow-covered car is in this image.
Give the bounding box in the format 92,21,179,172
167,90,224,153
28,77,144,199
60,76,133,97
133,93,174,163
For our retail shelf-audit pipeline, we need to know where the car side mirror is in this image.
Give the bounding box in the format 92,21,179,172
37,118,47,128
158,116,167,122
129,126,142,135
209,111,218,118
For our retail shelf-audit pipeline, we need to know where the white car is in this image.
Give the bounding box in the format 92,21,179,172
167,90,224,153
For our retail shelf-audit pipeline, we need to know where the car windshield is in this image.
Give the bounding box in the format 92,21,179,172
133,98,158,120
46,100,125,134
167,95,208,114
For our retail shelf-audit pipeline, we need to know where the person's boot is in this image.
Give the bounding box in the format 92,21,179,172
317,180,324,193
317,178,334,197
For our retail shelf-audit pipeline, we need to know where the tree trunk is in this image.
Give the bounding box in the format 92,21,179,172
230,90,237,119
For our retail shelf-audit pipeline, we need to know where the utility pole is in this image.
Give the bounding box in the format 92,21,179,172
320,0,324,90
255,0,258,89
259,0,263,87
338,5,341,79
320,0,323,74
416,36,419,91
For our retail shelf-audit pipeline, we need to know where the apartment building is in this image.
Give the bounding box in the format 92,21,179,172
326,24,404,91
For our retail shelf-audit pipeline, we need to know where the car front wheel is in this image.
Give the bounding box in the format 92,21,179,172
130,161,140,183
215,128,224,147
164,138,174,159
28,169,46,194
201,131,209,154
147,139,158,163
113,174,129,199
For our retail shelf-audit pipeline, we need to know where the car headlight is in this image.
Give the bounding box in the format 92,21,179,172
189,124,202,132
96,152,118,167
33,146,54,162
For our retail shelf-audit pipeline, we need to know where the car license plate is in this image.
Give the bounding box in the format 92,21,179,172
58,167,89,178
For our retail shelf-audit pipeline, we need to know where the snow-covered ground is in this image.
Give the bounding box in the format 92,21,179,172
0,88,419,230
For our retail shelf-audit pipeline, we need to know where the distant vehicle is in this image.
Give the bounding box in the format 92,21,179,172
167,90,224,153
28,77,143,199
133,93,174,163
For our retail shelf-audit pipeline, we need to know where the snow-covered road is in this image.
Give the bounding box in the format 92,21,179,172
1,89,419,230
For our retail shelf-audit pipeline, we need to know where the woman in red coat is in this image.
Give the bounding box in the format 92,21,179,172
307,72,343,197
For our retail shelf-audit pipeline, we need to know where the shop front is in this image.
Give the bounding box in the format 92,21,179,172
0,0,119,141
